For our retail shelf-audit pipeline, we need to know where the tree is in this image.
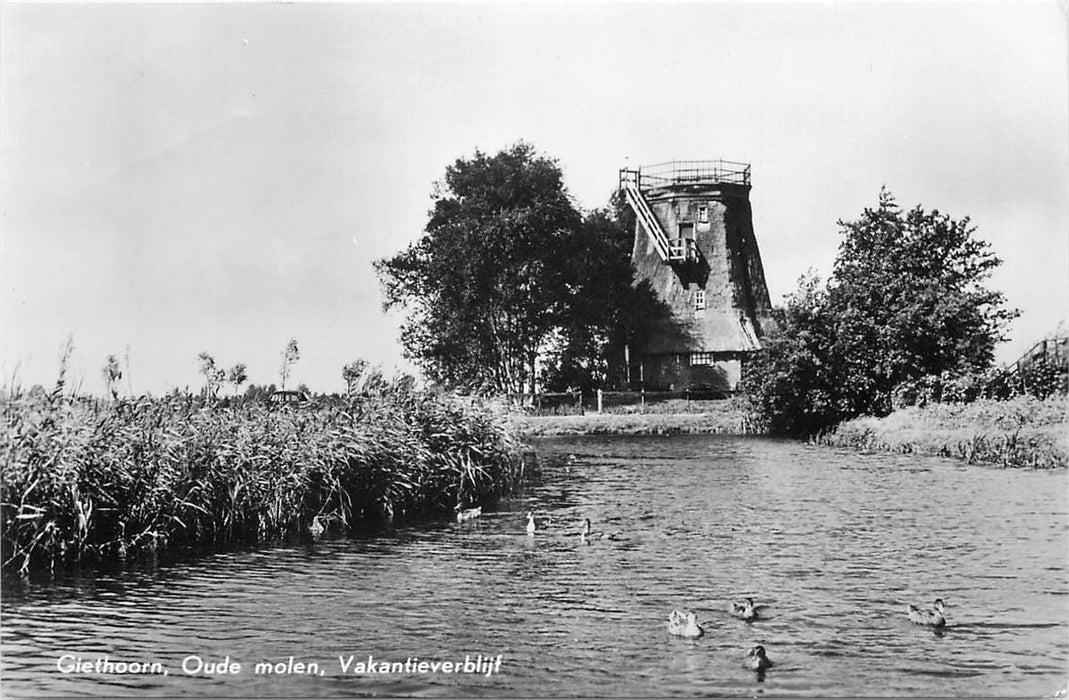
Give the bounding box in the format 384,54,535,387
342,360,368,395
197,352,225,400
280,338,300,390
541,200,664,393
742,274,841,435
744,189,1017,434
375,142,584,394
102,355,123,400
227,363,248,396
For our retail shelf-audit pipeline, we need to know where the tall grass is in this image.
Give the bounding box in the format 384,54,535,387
819,394,1068,468
1,380,523,575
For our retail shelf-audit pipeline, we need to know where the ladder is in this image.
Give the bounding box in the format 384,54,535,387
620,169,671,262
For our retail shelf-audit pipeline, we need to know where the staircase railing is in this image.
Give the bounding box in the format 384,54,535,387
620,169,670,262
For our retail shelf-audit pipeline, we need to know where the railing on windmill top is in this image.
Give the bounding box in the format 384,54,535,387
619,160,750,264
635,159,751,191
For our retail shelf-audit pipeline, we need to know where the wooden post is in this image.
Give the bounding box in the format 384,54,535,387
597,389,603,414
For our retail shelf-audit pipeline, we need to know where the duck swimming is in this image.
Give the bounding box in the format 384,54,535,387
667,610,704,638
744,645,773,671
579,518,624,543
456,506,482,523
907,598,947,628
731,597,759,621
526,511,536,536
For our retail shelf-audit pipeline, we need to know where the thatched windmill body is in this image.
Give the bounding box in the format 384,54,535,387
619,160,775,392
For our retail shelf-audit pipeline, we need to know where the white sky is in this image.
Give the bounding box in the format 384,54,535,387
2,2,1067,395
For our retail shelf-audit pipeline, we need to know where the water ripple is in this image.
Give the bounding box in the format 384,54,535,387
2,435,1067,697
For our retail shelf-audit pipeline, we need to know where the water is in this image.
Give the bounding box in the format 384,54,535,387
2,435,1067,697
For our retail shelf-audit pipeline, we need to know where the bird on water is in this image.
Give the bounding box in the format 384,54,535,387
667,610,704,638
455,506,482,523
526,511,536,536
907,598,947,628
744,645,773,671
579,518,624,543
731,597,760,622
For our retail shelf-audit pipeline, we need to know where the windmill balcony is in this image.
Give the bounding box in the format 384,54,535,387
668,238,699,263
637,159,751,192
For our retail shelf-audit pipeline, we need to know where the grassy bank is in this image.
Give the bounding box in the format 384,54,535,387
819,395,1068,468
514,399,757,436
1,383,522,575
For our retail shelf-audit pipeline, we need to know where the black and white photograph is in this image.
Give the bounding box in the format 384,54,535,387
1,2,1067,697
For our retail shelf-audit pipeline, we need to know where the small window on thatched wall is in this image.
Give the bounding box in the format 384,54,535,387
690,351,715,366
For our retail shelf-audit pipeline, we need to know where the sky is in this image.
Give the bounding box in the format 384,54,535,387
2,2,1067,396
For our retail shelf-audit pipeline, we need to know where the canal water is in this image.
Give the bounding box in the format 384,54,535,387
2,435,1067,697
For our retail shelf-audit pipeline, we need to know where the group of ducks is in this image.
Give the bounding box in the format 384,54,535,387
525,511,626,543
668,598,772,671
456,507,950,675
667,596,949,673
460,507,624,545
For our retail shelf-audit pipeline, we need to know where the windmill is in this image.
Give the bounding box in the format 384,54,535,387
619,160,776,393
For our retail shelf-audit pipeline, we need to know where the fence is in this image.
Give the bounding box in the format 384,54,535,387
506,392,583,414
991,336,1069,396
507,389,732,415
594,388,731,413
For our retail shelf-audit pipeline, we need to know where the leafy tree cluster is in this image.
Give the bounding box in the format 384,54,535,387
376,143,654,394
744,188,1017,435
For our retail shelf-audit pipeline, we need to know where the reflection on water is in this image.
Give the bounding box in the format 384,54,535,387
2,435,1067,697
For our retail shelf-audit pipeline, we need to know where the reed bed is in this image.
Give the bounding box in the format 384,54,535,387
1,383,523,575
819,395,1068,468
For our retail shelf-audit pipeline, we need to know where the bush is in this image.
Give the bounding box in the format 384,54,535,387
744,190,1016,435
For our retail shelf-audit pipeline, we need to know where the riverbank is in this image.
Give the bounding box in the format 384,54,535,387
819,394,1068,468
513,399,756,436
1,385,522,575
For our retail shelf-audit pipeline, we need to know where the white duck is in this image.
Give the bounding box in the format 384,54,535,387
667,610,704,638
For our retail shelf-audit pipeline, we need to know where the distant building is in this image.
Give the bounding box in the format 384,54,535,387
620,160,775,392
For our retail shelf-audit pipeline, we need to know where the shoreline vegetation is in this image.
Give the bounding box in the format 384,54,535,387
515,395,1067,468
1,379,522,576
818,394,1067,469
3,380,1063,577
513,399,757,436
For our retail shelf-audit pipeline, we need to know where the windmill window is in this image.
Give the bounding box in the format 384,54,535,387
698,206,708,224
690,352,715,366
678,222,694,240
694,290,706,310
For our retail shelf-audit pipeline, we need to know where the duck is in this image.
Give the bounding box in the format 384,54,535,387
579,518,624,543
526,511,536,536
309,515,326,538
667,610,704,638
731,597,759,621
744,645,773,671
455,506,482,523
907,598,947,628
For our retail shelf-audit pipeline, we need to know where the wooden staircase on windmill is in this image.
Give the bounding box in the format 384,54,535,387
619,168,697,264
